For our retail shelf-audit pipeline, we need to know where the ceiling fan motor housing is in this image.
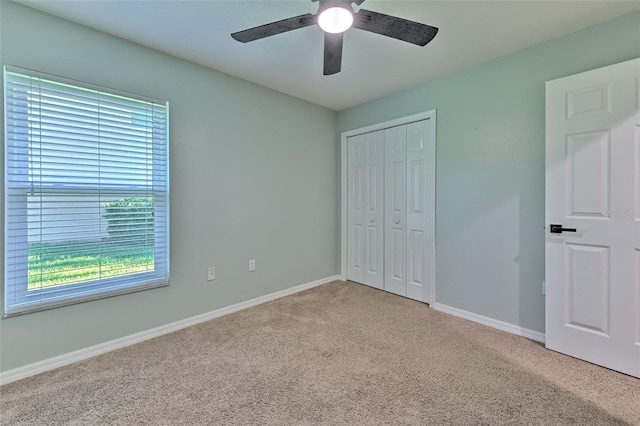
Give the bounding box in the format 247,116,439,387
315,0,357,15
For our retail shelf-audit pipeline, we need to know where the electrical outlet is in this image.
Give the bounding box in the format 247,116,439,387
249,259,256,272
207,267,216,281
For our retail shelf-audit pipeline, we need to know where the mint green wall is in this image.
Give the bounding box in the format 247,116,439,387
0,2,339,372
338,11,640,334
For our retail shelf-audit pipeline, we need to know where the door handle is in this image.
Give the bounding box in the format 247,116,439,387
370,219,375,223
550,224,577,234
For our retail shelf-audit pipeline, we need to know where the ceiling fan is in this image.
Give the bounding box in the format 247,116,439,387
231,0,439,76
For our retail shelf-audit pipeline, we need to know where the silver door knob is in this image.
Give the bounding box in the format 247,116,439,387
395,220,400,224
370,219,374,223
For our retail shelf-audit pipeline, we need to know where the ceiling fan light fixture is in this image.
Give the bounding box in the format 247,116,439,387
230,0,439,75
317,6,353,34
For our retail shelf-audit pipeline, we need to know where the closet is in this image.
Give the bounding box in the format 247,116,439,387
343,112,435,303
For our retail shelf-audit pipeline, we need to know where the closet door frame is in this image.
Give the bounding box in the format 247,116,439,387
340,109,436,304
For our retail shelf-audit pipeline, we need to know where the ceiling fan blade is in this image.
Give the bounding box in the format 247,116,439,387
324,32,343,75
353,9,438,46
231,14,315,43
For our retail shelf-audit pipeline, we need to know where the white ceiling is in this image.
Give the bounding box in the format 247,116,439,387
14,0,640,111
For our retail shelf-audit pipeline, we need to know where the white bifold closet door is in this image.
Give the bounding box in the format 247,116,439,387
347,118,435,303
347,130,384,290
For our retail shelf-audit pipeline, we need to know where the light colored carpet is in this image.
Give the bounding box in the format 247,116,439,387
1,280,639,425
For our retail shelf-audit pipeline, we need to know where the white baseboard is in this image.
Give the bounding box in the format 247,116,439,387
0,275,341,386
432,303,546,344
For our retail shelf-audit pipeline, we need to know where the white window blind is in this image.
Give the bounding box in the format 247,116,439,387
4,66,170,316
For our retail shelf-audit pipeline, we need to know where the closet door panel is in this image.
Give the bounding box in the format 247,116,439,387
347,135,365,283
406,120,435,303
384,125,407,296
363,131,385,289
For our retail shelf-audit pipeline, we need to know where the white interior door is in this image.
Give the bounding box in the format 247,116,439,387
545,58,640,378
344,111,436,302
347,133,365,284
406,120,435,303
382,119,436,302
347,131,384,289
384,125,407,296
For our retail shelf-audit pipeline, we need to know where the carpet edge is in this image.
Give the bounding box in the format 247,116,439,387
0,275,341,386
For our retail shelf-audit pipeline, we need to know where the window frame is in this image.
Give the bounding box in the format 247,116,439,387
3,65,170,317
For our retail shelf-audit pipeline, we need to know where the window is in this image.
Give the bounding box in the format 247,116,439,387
4,66,169,316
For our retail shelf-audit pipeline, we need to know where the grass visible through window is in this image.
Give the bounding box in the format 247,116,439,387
28,241,154,290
